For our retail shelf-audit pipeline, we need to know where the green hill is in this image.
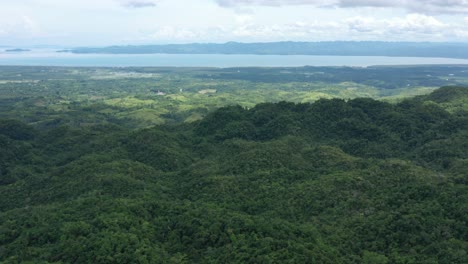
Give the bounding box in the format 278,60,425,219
0,87,467,263
416,86,468,114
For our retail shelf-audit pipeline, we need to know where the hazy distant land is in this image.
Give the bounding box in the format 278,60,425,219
61,41,468,59
5,48,31,53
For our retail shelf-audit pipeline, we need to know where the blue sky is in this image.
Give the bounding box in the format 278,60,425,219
1,0,468,46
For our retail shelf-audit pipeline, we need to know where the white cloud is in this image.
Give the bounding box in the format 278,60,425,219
115,0,159,8
215,0,468,14
453,29,468,38
140,14,455,43
235,14,254,25
192,14,456,42
386,14,447,34
0,0,159,10
1,0,468,45
0,16,42,38
340,14,449,36
216,0,332,7
344,14,451,40
345,17,380,33
148,26,207,41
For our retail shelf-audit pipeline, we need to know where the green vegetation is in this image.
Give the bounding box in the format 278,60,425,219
0,66,467,263
1,65,468,129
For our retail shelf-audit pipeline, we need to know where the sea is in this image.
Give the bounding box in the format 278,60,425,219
2,50,468,67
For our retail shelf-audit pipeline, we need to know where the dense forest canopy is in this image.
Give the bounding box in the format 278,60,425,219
0,77,467,262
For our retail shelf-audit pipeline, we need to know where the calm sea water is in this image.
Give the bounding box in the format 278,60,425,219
2,50,468,67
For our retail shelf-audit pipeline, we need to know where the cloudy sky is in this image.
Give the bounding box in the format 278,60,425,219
1,0,468,46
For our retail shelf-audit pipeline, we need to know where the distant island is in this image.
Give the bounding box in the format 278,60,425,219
60,41,468,59
5,48,30,52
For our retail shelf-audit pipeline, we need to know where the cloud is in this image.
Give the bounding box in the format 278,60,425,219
386,14,447,34
339,14,453,41
148,26,206,40
453,29,468,38
229,21,342,39
215,0,468,14
235,14,255,25
0,16,41,37
216,0,332,7
140,14,460,42
339,0,400,7
116,0,159,8
260,15,449,41
345,17,379,33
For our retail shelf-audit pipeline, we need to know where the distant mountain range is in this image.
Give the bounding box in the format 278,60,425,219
5,48,30,53
60,41,468,59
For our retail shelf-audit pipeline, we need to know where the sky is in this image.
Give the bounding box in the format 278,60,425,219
1,0,468,46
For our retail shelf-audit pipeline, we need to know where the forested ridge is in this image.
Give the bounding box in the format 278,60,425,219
0,86,467,263
63,42,468,59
